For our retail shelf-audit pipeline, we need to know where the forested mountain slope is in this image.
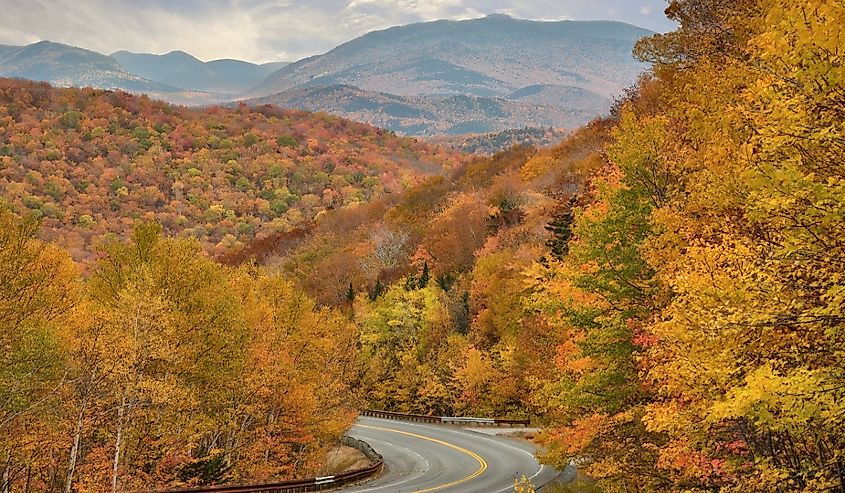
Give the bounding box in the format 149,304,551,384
0,79,462,260
246,84,594,136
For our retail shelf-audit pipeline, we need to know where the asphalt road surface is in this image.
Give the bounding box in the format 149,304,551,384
343,416,558,493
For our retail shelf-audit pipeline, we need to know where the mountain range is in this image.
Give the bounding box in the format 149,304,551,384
0,15,652,140
0,41,289,104
250,15,651,100
242,15,646,136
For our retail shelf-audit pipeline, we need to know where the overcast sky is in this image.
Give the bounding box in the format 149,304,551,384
0,1,676,63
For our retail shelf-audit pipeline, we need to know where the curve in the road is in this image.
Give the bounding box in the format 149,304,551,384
357,424,487,492
345,417,558,493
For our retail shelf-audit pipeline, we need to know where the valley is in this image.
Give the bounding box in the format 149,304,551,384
245,84,600,136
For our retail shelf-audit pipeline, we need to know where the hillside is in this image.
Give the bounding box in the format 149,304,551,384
221,114,610,301
429,127,572,155
0,79,462,260
505,84,610,111
249,15,651,102
246,84,594,136
111,50,288,94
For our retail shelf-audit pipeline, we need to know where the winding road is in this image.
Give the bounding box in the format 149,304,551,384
343,416,558,493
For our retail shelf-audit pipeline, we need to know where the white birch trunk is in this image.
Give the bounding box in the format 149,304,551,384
2,463,10,493
64,401,87,493
111,397,126,493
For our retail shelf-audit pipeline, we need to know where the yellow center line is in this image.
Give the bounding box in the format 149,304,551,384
357,424,488,493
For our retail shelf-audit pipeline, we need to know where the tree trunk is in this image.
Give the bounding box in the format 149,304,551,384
64,399,87,493
111,398,126,493
1,449,14,493
837,457,845,493
24,462,31,493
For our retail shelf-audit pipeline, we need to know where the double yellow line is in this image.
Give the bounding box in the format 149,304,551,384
357,424,488,492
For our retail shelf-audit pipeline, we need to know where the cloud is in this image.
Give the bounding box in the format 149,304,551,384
0,0,675,63
0,0,264,60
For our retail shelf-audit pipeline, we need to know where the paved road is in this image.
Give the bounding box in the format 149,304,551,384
343,416,558,493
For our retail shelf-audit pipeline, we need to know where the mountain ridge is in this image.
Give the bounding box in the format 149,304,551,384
0,40,179,94
248,15,652,100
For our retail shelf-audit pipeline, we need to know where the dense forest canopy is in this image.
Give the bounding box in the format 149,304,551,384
0,80,461,260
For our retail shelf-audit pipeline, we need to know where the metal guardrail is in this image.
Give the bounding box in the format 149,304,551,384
132,436,384,493
492,417,533,427
362,409,530,427
442,416,495,425
360,409,441,423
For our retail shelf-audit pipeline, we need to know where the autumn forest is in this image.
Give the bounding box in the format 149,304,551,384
1,0,844,492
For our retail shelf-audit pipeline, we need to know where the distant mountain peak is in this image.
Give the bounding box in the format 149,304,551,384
482,13,513,20
20,40,83,53
162,50,197,59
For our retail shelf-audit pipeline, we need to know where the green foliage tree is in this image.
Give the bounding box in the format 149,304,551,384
419,262,430,289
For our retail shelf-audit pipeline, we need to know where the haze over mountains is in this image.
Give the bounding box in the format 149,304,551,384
0,14,651,139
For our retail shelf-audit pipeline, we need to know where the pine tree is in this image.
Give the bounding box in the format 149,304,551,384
436,273,454,291
404,274,418,291
455,291,471,335
370,279,384,301
346,282,355,303
419,262,430,289
545,196,577,260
